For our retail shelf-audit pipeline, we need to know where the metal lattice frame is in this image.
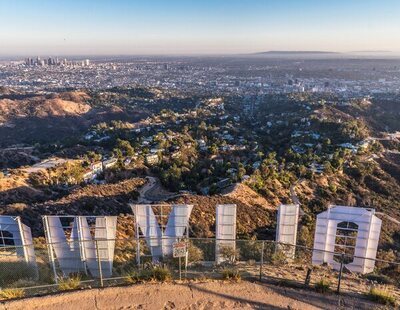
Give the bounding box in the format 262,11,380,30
312,205,382,274
42,215,117,280
131,204,193,265
215,204,237,264
276,204,300,258
0,215,37,266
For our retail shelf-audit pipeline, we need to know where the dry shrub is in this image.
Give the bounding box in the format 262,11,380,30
220,268,241,281
367,287,396,306
314,278,331,293
0,288,25,300
58,275,81,291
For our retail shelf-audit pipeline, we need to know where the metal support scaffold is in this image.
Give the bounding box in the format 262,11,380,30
276,204,299,258
0,215,37,266
215,204,237,264
131,204,193,266
42,215,117,280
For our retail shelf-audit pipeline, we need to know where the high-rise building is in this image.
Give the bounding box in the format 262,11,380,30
25,58,33,66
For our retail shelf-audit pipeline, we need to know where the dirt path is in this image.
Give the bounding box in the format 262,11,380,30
376,212,400,225
1,281,380,310
137,176,180,203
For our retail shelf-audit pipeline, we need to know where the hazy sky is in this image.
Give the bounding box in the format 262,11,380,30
1,0,400,56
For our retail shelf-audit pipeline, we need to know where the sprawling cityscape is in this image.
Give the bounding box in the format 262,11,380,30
2,55,400,95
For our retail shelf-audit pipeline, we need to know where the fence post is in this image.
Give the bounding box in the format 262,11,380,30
178,256,182,281
95,240,104,287
305,268,312,286
336,253,344,294
185,223,189,280
259,241,264,281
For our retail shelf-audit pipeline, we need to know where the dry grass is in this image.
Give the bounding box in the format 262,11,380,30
152,266,172,282
367,287,396,306
125,267,171,284
220,268,241,281
314,279,331,294
58,275,81,291
0,288,25,300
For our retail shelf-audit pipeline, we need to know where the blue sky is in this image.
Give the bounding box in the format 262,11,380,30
0,0,399,55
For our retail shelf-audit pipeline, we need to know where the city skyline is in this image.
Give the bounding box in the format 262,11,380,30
1,0,400,56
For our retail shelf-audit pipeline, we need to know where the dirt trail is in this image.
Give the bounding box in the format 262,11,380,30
1,281,379,310
137,176,179,203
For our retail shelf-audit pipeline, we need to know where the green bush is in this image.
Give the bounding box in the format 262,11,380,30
314,279,331,293
219,245,238,265
58,275,81,291
152,266,171,282
0,288,25,300
367,287,396,306
238,240,262,261
125,270,140,284
126,267,171,283
138,269,154,281
191,239,214,261
0,262,37,287
187,243,204,264
37,262,54,284
220,268,241,281
270,250,287,266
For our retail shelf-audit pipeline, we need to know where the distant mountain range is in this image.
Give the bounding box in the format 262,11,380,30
253,50,339,55
350,50,392,53
251,50,400,57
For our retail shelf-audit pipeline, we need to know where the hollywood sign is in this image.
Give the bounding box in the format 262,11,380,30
132,204,194,260
0,216,36,265
0,204,237,278
43,216,117,278
131,204,237,264
0,204,382,278
276,204,300,258
276,204,382,274
312,206,381,273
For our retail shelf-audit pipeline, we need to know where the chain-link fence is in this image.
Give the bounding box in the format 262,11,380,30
0,238,399,303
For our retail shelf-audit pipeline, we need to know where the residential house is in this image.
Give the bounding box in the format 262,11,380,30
102,157,118,169
145,154,159,165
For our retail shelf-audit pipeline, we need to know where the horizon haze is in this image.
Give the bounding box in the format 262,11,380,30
1,0,400,56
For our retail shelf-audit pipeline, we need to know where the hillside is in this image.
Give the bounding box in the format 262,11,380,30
221,182,276,210
0,178,146,235
0,174,275,240
0,89,148,147
0,91,91,123
0,174,45,205
173,194,274,239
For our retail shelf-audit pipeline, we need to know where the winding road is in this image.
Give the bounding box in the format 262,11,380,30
137,176,180,203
